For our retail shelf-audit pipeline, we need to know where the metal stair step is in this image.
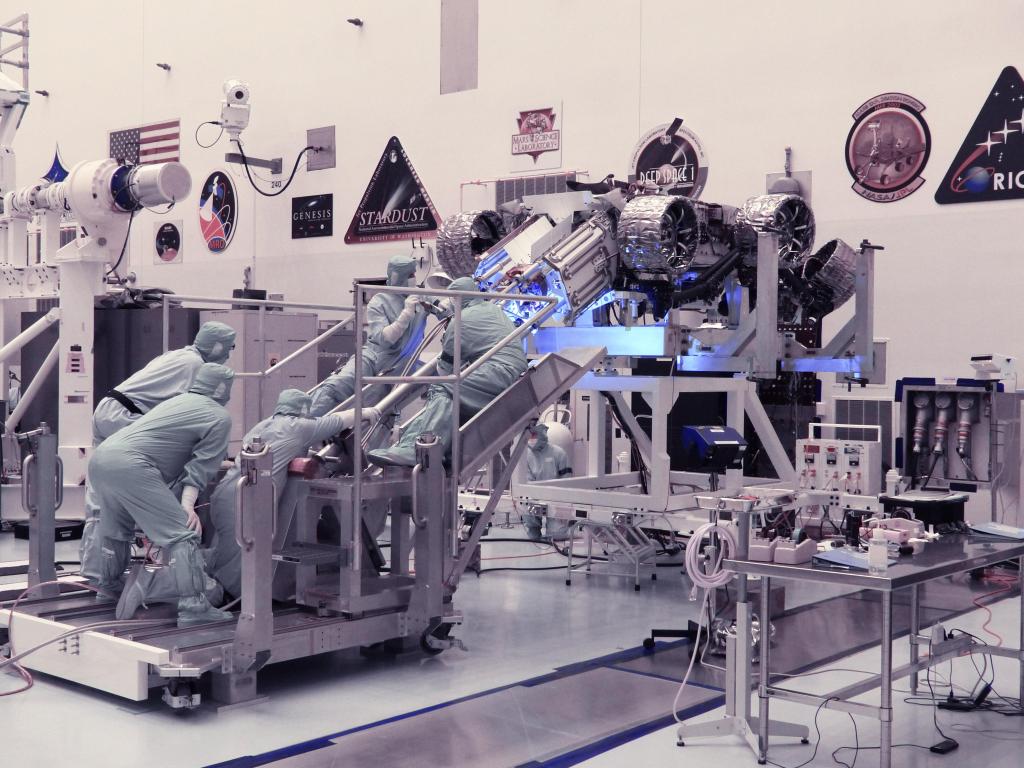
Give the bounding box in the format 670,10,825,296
272,542,343,565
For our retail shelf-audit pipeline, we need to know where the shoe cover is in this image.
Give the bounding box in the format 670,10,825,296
366,446,417,467
115,564,178,619
177,595,233,627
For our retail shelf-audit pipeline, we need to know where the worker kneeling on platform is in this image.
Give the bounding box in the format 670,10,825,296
81,321,237,587
368,276,527,467
310,254,426,416
206,388,380,599
89,363,236,627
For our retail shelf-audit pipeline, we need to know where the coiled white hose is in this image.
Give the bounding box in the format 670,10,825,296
684,521,738,590
673,521,738,723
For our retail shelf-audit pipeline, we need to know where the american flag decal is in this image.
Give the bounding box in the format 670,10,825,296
109,119,180,165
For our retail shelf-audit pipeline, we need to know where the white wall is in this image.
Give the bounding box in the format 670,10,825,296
6,0,1023,386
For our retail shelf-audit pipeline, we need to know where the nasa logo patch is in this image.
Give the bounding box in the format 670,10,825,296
198,171,237,252
845,92,930,203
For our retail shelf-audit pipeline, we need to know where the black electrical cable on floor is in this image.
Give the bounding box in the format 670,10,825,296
765,696,835,768
925,646,957,744
233,139,314,197
479,565,572,574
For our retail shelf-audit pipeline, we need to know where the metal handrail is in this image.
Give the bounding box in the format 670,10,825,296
5,342,58,434
236,316,355,379
160,293,356,424
350,282,559,569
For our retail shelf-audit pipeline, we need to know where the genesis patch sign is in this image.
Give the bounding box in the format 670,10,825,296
845,92,930,202
629,118,708,198
344,137,440,244
936,66,1024,204
292,193,333,239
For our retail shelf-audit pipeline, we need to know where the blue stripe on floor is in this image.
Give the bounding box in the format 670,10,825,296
518,700,725,768
204,637,702,768
209,581,1018,768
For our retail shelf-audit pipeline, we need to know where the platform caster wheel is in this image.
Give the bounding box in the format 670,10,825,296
634,584,640,592
565,579,572,586
801,738,810,744
419,623,452,656
758,760,766,765
651,573,657,581
676,741,685,747
162,679,200,710
643,638,655,651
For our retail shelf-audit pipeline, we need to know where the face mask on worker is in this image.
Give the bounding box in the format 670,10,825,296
193,322,237,364
189,363,235,405
386,255,417,287
274,388,312,417
528,424,548,452
446,277,480,308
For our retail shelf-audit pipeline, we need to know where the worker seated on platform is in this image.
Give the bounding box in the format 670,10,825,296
205,388,379,600
310,255,427,417
367,277,527,468
80,321,237,587
89,364,237,628
520,423,573,541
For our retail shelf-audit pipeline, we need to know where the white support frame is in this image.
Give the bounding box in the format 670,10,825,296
513,373,797,517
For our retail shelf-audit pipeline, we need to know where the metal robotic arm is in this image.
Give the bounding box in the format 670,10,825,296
0,70,27,152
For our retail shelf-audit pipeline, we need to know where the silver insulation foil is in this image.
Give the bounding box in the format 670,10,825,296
436,210,506,278
616,194,701,275
735,193,815,267
543,211,618,322
806,238,858,307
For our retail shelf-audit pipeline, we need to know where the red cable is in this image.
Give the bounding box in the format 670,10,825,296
480,551,557,562
1,580,110,697
973,572,1016,646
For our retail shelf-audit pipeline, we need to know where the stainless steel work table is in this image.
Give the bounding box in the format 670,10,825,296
724,535,1024,767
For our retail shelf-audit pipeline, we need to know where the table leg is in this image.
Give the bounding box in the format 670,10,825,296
565,523,575,586
909,584,920,696
1019,556,1024,708
880,590,894,768
758,575,771,764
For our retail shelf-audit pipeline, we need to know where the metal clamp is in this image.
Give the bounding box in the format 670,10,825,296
233,475,253,548
54,457,64,510
270,480,278,538
21,453,35,514
240,440,271,460
411,464,428,529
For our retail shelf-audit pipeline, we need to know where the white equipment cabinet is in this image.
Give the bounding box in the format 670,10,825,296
200,309,318,452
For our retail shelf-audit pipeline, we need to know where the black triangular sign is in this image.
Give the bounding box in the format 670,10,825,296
935,66,1024,204
344,136,441,243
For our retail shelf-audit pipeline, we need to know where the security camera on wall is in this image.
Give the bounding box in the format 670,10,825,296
220,78,251,140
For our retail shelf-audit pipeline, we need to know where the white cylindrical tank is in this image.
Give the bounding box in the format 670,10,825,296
127,161,192,207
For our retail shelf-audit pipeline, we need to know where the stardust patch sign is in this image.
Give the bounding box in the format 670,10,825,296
344,137,441,244
629,118,708,198
935,67,1024,204
292,193,333,239
845,93,930,203
510,105,562,172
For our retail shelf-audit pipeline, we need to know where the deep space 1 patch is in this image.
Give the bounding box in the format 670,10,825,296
629,118,708,199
